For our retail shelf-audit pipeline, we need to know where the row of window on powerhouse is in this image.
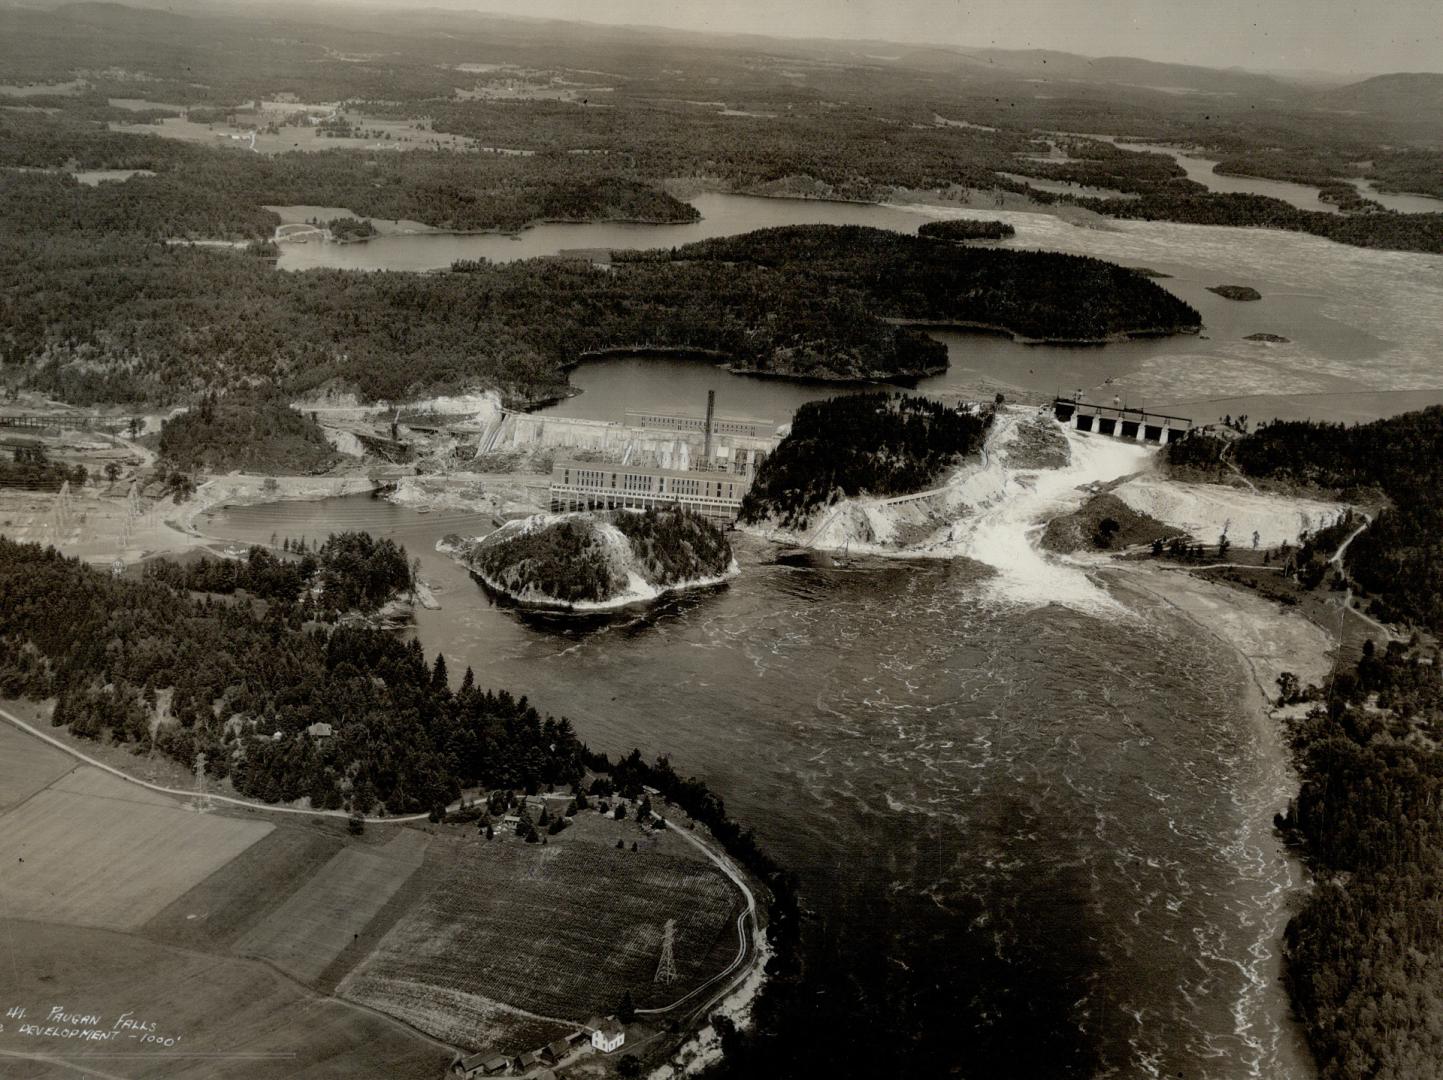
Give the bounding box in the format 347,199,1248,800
560,467,743,500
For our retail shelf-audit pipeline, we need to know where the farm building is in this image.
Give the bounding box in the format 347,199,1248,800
451,1052,508,1078
516,1049,541,1070
542,1038,571,1064
591,1019,625,1053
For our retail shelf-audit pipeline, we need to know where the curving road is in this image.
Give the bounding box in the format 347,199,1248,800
0,705,432,823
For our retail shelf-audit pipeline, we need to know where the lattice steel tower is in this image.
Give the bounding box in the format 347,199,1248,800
655,918,678,985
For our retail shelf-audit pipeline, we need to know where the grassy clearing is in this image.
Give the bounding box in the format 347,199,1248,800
0,920,451,1079
0,774,272,929
233,830,428,986
0,722,74,810
344,813,741,1031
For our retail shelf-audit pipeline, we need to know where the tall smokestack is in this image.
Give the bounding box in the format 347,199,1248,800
704,390,716,464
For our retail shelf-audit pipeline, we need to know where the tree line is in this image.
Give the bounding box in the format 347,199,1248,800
1277,641,1443,1079
144,530,413,616
0,538,583,816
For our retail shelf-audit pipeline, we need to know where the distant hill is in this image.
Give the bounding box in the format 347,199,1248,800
1315,73,1443,125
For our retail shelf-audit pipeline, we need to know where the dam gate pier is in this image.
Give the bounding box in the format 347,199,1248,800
1052,398,1191,444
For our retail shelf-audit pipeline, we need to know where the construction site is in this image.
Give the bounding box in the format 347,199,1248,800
0,388,783,576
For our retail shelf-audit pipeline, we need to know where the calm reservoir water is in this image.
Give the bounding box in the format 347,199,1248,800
280,190,1443,426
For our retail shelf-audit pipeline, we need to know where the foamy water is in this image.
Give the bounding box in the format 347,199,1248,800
936,414,1152,613
207,489,1315,1078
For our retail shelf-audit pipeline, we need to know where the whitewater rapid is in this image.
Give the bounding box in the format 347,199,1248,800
935,413,1152,613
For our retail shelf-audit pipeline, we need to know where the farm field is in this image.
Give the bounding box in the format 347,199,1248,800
341,810,743,1040
142,825,343,951
0,769,272,930
110,114,477,154
0,722,73,810
0,920,452,1079
232,829,429,986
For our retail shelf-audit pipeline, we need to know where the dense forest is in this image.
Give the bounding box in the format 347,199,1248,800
740,392,992,528
456,507,733,606
157,393,340,473
1165,408,1443,631
1072,190,1443,254
2,224,1197,405
917,219,1016,241
144,531,413,615
0,538,584,815
1277,643,1443,1080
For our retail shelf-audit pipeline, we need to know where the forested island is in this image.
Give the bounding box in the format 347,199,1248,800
2,221,1200,404
447,507,735,608
739,392,992,529
917,219,1016,241
0,537,586,815
1165,407,1443,632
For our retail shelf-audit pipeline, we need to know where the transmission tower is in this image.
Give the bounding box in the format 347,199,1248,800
49,480,72,545
123,479,142,541
192,752,212,813
654,919,678,986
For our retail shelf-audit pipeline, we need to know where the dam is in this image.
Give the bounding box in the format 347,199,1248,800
1052,398,1191,444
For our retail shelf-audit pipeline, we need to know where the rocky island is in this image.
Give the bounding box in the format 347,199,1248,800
1208,284,1263,301
444,507,737,609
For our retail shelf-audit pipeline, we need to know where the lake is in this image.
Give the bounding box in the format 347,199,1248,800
275,189,1443,426
273,192,932,272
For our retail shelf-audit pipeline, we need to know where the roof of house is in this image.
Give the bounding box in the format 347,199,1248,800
517,1050,540,1065
481,1055,507,1069
598,1019,624,1037
546,1039,570,1056
456,1052,489,1069
584,1015,606,1031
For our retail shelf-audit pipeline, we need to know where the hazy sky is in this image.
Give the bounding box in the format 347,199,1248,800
408,0,1442,75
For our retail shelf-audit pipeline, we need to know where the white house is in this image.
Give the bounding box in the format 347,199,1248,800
589,1018,625,1054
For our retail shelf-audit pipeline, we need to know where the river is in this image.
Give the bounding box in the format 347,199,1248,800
218,187,1443,1075
205,453,1313,1078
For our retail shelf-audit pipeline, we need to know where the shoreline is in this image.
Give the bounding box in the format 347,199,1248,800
1103,563,1334,1077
